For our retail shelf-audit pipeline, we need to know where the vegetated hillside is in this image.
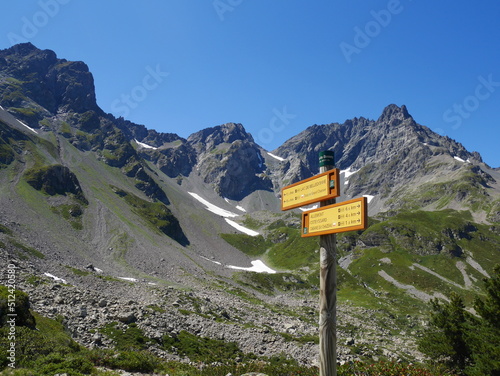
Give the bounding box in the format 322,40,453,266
0,42,499,371
0,43,263,288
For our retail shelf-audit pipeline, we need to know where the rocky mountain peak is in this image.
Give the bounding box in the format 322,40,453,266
187,122,254,151
377,104,412,124
1,42,41,56
184,122,271,200
0,43,99,115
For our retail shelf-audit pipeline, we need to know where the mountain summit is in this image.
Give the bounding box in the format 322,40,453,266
377,103,412,123
0,42,99,117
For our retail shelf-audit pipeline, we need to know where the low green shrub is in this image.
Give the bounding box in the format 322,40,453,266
162,330,246,363
99,322,152,351
33,352,94,375
337,361,457,376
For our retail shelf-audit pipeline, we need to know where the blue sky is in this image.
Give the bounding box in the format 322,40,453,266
2,0,499,167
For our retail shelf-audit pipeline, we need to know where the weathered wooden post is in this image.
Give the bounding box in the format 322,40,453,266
318,150,337,376
281,150,367,376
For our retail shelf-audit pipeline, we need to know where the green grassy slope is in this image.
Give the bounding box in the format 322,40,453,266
222,209,500,313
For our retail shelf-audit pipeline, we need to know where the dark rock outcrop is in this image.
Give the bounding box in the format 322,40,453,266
24,164,87,203
0,43,100,115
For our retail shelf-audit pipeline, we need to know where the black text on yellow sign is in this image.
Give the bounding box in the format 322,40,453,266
301,197,367,237
281,169,340,211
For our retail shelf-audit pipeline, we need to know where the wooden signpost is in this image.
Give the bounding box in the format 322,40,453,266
281,151,368,376
302,197,367,237
281,169,339,211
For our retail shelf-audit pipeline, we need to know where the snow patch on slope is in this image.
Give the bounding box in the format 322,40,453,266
189,192,259,235
224,218,259,236
135,139,157,149
454,156,470,163
118,277,138,282
201,256,222,266
341,167,359,185
363,195,375,203
18,120,38,134
227,260,276,274
188,192,239,218
201,256,276,274
44,273,67,284
341,168,359,179
223,198,246,212
299,204,319,212
267,152,285,161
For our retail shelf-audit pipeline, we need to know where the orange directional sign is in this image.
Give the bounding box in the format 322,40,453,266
281,169,340,211
301,197,367,237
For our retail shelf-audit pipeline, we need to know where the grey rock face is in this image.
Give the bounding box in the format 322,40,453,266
272,104,495,215
0,43,99,114
187,123,272,200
